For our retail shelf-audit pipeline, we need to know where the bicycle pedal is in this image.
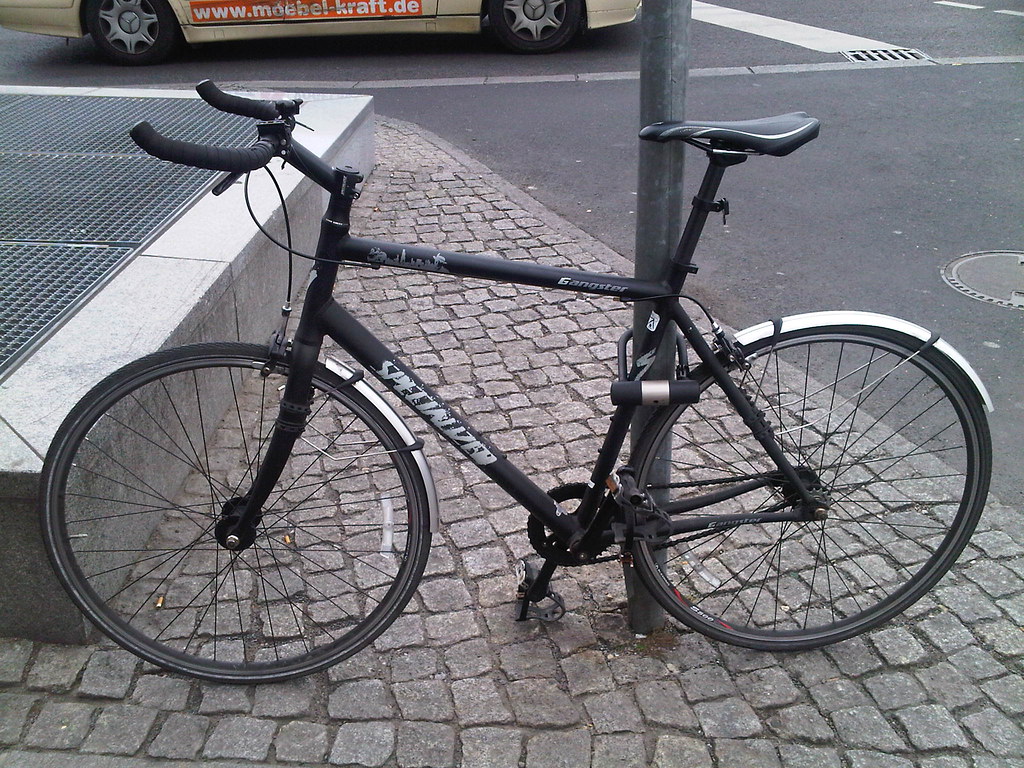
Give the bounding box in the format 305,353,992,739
514,559,566,622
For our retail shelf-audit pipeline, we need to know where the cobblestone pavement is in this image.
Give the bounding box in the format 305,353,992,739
2,118,1023,768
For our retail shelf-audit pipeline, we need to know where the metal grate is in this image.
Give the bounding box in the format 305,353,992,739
0,153,221,244
840,48,933,63
0,94,261,378
0,95,255,154
0,243,135,371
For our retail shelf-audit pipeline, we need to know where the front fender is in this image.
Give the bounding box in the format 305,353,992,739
732,311,994,412
325,357,440,533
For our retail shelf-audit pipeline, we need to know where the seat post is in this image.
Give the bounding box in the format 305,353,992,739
665,149,747,291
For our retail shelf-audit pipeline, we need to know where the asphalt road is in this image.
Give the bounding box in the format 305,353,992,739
1,1,1021,505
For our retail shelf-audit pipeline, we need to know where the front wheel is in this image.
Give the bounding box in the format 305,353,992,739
487,0,584,53
84,0,182,66
40,343,432,683
630,324,991,650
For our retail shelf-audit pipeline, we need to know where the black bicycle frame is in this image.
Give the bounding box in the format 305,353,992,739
228,144,820,557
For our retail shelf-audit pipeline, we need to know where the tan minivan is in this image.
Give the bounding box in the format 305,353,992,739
0,0,639,64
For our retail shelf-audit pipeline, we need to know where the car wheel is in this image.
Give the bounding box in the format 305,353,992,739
84,0,182,65
487,0,583,53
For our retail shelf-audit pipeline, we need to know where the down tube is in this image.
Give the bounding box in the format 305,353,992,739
318,300,582,543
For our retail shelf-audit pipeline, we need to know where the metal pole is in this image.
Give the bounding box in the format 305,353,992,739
625,0,691,634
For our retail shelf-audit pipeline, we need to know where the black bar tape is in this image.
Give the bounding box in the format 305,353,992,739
130,121,278,173
196,79,279,121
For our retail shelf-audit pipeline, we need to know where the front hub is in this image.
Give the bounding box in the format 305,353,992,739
215,497,260,551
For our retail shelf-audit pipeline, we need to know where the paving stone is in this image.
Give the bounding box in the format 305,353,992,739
81,704,157,755
329,721,395,767
584,690,644,733
198,684,252,714
373,613,426,651
560,649,615,696
461,727,523,768
769,704,835,743
947,646,1008,681
393,678,455,721
396,721,456,768
390,647,441,682
593,734,647,768
935,584,1003,623
977,619,1024,657
894,704,970,750
868,627,929,666
864,671,929,710
808,676,871,713
451,676,513,725
419,576,474,612
202,715,277,761
146,713,209,759
328,679,396,720
444,637,495,679
635,679,699,730
738,666,801,709
679,664,739,702
0,693,36,745
0,639,33,685
846,751,915,768
23,701,94,749
507,679,581,727
715,738,781,768
983,674,1024,716
499,639,559,680
651,735,713,768
252,678,314,717
525,729,592,768
275,721,330,764
693,699,763,738
545,613,600,655
831,706,906,751
131,675,191,710
962,708,1024,757
77,650,137,699
917,612,976,653
914,662,984,708
778,745,843,768
25,645,92,693
425,610,481,644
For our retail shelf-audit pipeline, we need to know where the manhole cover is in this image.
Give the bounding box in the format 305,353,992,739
941,250,1024,310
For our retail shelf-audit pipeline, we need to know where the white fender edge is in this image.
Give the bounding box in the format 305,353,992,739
732,311,994,413
325,357,440,533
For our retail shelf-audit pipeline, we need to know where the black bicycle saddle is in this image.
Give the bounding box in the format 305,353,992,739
639,112,820,156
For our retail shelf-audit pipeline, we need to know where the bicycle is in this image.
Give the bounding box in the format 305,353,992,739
38,81,993,684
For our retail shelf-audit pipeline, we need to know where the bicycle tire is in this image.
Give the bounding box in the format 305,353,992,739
40,342,432,683
630,323,991,650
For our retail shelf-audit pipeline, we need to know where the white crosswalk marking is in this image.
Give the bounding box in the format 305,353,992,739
690,1,895,52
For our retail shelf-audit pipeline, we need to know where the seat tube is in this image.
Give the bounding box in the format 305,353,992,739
665,151,744,291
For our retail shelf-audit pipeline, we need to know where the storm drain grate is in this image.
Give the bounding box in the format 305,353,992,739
840,48,933,63
0,94,260,377
0,243,135,371
942,251,1024,310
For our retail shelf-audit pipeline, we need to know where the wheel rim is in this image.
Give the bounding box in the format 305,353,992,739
501,0,567,42
48,352,427,681
97,0,160,55
636,332,984,644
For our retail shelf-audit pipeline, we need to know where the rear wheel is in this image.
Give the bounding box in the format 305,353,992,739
40,343,432,683
487,0,583,53
630,324,990,650
85,0,182,66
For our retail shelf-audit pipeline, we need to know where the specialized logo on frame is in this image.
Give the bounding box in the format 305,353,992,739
376,361,499,466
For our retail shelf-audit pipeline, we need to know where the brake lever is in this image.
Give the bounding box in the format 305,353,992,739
213,171,244,196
